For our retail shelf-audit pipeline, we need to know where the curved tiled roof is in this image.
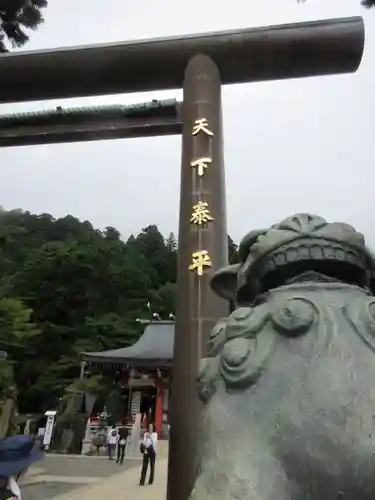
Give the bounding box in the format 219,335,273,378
0,98,179,129
82,321,174,367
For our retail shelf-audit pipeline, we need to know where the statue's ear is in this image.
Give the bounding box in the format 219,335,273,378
238,229,267,263
210,264,240,301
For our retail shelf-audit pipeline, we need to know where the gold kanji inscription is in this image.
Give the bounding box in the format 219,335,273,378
188,250,212,276
190,201,214,225
190,157,212,176
192,118,214,137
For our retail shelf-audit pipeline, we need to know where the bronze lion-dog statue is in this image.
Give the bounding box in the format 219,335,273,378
190,214,375,500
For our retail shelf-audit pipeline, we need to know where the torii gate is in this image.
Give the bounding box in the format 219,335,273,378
0,17,364,500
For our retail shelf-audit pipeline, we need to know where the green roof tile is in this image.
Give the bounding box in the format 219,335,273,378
0,99,179,129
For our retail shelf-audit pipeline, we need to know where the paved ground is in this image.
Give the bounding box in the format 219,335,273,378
52,458,168,500
21,455,142,500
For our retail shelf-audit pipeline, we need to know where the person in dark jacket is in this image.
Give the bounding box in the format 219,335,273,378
116,427,128,465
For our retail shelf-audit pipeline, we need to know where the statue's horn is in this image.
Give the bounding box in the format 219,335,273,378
238,229,267,263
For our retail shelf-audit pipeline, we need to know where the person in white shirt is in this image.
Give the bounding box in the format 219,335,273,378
150,426,158,455
139,425,157,486
106,425,118,461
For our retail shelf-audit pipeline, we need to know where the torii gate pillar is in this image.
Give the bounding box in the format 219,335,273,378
168,54,227,500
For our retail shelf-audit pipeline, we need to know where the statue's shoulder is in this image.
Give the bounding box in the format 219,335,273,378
209,304,269,355
199,303,272,400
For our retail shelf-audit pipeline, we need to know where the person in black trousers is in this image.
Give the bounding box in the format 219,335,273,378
139,432,156,486
116,426,128,465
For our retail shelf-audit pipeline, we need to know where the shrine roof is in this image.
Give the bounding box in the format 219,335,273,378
0,99,180,128
82,321,174,367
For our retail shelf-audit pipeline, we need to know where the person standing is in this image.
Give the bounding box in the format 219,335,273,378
106,425,118,460
139,428,156,486
116,427,128,465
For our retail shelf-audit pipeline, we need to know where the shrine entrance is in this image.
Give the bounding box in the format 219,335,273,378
0,16,365,500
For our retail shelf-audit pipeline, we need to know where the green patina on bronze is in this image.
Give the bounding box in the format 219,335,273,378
0,99,179,129
192,214,375,499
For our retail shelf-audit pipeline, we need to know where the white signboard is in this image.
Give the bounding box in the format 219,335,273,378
43,410,57,449
23,419,31,435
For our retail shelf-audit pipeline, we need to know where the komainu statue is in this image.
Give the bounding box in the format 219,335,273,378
191,214,375,500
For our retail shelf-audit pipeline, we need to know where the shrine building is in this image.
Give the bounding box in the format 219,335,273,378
82,320,174,438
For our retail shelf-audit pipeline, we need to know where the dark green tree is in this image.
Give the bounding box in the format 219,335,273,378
9,235,151,410
128,225,176,288
228,236,239,265
0,0,48,52
0,297,39,406
103,226,121,241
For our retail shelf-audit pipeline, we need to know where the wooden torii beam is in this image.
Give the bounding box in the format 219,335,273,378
0,17,364,103
0,17,365,500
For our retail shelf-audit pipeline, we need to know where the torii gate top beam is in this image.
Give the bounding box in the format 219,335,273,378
0,17,364,104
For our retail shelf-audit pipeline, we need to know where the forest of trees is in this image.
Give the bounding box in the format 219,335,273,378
0,208,238,417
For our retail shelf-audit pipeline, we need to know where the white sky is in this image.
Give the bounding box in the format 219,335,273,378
0,0,373,244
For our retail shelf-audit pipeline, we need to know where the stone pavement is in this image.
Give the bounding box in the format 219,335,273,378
51,458,168,500
21,454,143,500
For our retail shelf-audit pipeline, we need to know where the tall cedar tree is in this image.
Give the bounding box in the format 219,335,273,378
0,0,48,52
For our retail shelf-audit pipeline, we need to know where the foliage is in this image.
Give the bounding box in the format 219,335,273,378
0,0,48,52
0,360,13,400
65,375,105,398
0,297,39,346
0,297,39,399
228,236,238,265
0,208,238,415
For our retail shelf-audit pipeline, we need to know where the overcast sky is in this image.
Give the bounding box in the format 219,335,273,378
0,0,373,245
